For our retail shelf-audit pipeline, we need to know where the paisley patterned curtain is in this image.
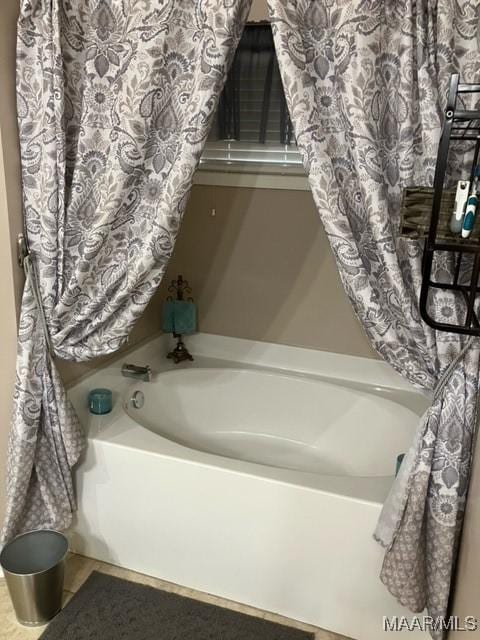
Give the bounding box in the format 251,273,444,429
3,0,252,542
268,0,480,634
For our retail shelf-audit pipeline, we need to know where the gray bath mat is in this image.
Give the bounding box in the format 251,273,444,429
39,571,314,639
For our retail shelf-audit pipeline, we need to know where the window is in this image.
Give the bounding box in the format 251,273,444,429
199,23,304,176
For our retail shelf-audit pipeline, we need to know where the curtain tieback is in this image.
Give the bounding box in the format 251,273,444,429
433,336,474,402
23,254,53,354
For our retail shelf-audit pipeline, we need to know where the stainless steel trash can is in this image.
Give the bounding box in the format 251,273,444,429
0,529,69,626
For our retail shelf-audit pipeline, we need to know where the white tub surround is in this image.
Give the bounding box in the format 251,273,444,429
69,334,429,640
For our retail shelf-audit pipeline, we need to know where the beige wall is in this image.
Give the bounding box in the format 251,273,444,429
0,134,19,533
0,1,23,315
248,0,268,21
0,0,22,528
164,185,375,358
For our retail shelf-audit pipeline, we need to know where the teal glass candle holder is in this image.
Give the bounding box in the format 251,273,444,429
88,388,113,415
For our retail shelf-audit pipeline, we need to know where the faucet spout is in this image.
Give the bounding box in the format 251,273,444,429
121,363,152,382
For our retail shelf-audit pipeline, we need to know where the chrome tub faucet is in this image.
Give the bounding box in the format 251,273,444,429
121,363,152,382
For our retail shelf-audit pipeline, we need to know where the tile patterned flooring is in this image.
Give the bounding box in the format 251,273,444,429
0,554,352,640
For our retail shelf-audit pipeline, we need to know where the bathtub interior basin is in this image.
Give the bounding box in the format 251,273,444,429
124,366,419,477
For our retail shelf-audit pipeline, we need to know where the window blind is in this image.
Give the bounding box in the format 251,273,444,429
200,23,303,171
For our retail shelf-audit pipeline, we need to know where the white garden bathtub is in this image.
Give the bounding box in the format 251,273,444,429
69,333,429,640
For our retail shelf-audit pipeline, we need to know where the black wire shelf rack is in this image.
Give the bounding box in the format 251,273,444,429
400,74,480,336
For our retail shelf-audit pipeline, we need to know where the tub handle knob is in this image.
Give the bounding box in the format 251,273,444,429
130,390,145,410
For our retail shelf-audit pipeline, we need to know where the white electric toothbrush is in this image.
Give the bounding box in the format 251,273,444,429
450,180,470,233
461,166,480,239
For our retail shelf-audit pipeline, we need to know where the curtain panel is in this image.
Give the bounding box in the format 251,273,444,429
268,0,480,635
3,0,252,543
